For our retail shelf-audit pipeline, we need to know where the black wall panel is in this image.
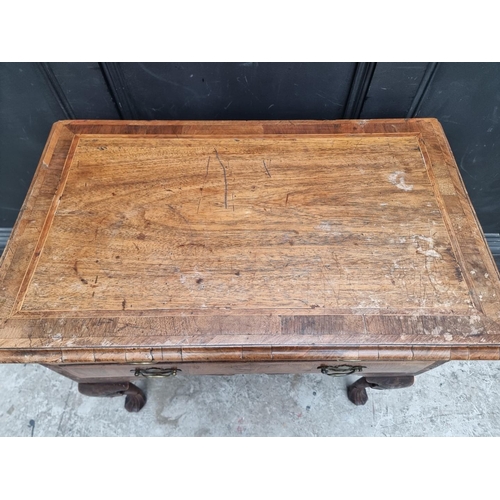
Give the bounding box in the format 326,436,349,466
361,62,428,118
48,62,119,119
115,62,355,120
0,63,66,226
415,63,500,233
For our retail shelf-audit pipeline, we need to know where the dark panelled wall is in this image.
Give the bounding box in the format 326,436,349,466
416,63,500,233
1,63,499,247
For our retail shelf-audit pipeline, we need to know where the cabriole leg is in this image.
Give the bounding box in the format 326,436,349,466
347,376,415,406
78,381,146,412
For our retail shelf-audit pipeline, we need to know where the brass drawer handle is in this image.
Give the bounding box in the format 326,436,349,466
318,364,366,376
133,367,180,378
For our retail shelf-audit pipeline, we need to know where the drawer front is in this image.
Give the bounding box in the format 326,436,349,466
48,360,442,383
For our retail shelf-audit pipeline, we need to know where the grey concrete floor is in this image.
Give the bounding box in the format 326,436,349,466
1,361,500,436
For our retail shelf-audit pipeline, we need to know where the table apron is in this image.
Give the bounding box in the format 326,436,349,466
44,360,444,383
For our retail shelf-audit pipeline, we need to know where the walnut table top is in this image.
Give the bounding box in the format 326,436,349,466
1,119,499,365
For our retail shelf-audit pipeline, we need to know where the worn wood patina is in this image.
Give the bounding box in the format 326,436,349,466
1,119,499,409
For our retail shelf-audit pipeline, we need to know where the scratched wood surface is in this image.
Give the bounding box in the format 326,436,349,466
1,119,500,363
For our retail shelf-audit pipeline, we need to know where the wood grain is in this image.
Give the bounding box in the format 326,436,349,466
1,119,500,363
17,134,473,313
